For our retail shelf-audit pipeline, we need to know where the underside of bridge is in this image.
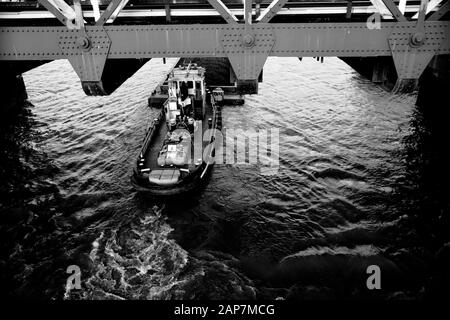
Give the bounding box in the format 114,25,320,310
0,0,449,111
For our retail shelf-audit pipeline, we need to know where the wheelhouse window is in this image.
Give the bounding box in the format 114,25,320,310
169,101,178,111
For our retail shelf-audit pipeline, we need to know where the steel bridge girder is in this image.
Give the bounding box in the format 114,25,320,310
1,21,450,95
59,28,111,82
388,21,450,79
222,26,275,81
2,23,450,60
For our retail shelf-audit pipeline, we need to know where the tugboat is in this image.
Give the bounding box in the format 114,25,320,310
131,62,221,195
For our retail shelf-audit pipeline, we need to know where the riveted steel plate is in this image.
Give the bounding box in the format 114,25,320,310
1,22,449,85
388,22,449,79
58,28,111,82
221,26,275,80
1,22,449,61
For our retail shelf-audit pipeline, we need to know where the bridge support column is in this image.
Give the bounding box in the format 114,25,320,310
371,58,388,84
417,55,450,116
0,69,27,115
388,1,450,93
339,57,397,89
236,79,259,95
221,25,275,95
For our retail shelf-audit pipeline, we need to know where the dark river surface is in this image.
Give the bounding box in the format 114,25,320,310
1,57,449,300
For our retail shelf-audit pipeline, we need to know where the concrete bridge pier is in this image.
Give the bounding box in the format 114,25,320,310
1,61,49,116
339,57,398,90
416,55,450,124
1,69,28,116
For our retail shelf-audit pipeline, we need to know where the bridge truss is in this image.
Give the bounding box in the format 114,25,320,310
0,0,449,95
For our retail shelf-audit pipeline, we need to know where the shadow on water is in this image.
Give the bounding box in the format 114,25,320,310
0,102,62,298
394,69,450,299
0,103,125,299
250,87,450,300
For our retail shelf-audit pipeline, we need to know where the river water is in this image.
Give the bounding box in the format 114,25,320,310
1,57,449,300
